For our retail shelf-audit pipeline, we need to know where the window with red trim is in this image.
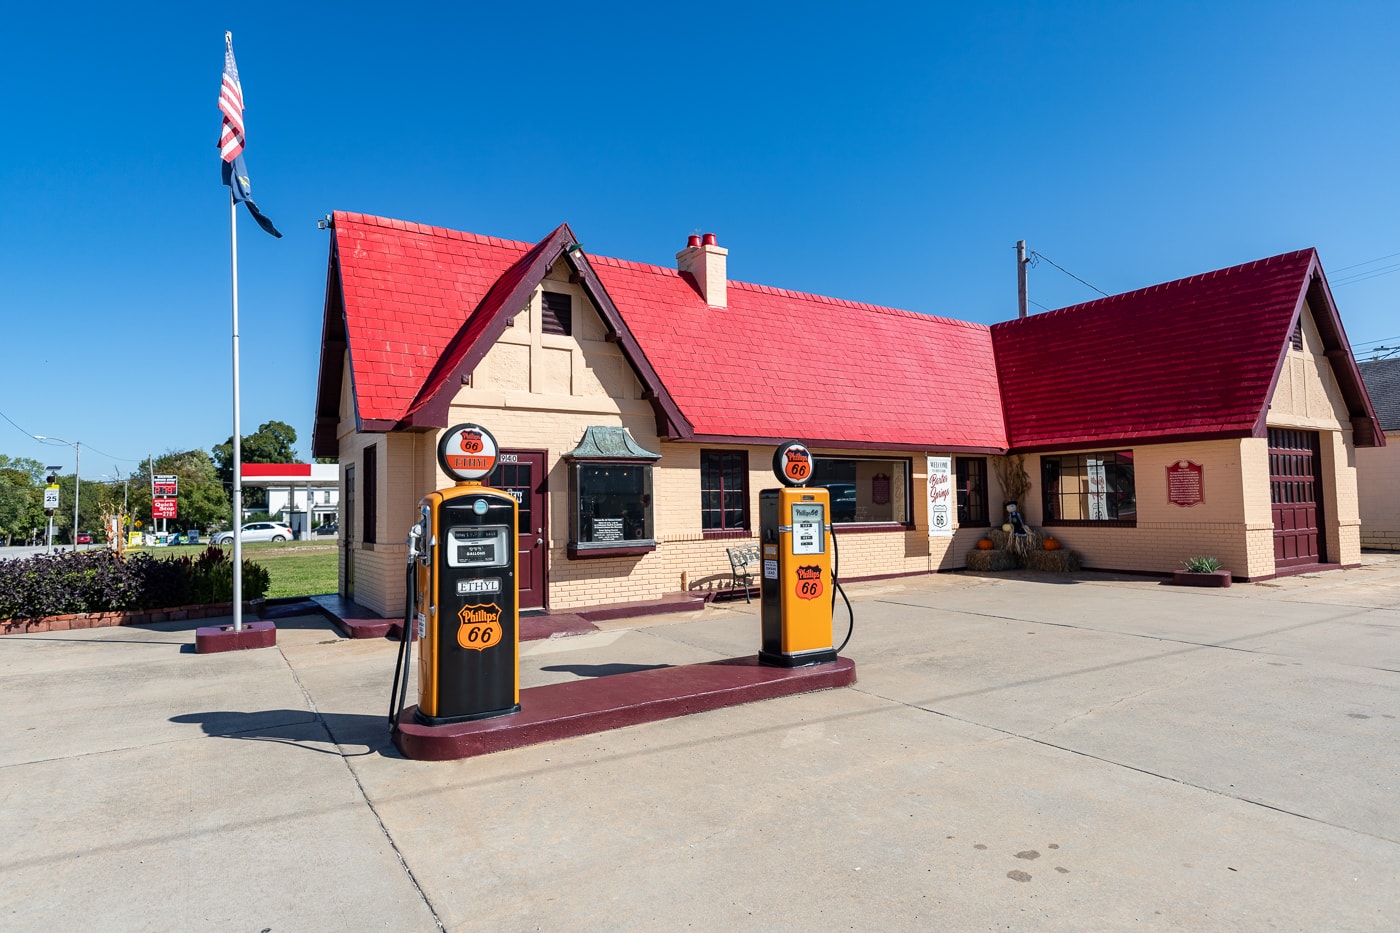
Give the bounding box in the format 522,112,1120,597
701,450,748,532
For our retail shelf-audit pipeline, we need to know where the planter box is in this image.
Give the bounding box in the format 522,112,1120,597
1171,570,1232,588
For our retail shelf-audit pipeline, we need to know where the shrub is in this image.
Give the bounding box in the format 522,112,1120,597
0,548,269,621
1182,555,1223,573
187,546,269,603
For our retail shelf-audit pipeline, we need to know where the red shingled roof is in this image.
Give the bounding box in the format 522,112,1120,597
592,256,1005,449
992,248,1383,451
318,212,1007,453
314,217,1380,461
329,212,538,428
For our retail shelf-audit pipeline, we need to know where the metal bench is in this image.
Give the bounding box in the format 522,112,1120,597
726,544,760,602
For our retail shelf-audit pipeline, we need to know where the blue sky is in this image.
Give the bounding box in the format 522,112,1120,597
3,2,1398,480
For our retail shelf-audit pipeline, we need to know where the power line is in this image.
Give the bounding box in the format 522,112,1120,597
1028,250,1109,297
0,408,34,440
2,407,142,465
1332,262,1400,287
1330,250,1400,274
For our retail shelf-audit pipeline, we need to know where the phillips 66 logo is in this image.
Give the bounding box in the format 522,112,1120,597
795,565,824,600
457,604,504,650
458,428,484,453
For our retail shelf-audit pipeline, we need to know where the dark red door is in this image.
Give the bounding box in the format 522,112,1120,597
490,451,548,609
1269,429,1324,569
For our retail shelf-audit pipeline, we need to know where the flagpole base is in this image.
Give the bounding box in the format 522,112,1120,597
195,620,276,654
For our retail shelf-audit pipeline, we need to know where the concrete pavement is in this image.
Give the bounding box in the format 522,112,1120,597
1,555,1397,930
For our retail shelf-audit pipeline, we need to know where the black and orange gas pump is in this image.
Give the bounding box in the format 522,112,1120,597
390,423,521,728
758,441,853,667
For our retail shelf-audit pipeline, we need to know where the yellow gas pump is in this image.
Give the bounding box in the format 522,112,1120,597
759,441,839,667
392,423,521,727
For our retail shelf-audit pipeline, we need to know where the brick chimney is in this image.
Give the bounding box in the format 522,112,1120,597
676,232,727,307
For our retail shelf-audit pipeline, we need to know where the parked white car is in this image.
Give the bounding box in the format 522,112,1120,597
212,521,294,545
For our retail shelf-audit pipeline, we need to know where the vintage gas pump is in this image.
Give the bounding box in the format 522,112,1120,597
393,423,521,726
759,441,841,667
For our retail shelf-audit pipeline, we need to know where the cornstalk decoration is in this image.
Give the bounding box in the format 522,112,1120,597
990,454,1031,512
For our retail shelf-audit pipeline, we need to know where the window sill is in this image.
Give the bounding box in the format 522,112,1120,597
702,529,752,540
568,542,657,560
1042,519,1137,528
831,522,913,534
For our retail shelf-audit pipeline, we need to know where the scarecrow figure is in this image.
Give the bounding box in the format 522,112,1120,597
1006,502,1032,558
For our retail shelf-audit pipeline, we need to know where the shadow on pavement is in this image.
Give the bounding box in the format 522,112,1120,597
171,709,397,757
539,662,672,677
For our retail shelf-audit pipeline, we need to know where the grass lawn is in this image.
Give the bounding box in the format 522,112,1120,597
128,540,339,599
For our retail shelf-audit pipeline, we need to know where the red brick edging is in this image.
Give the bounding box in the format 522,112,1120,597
0,602,261,635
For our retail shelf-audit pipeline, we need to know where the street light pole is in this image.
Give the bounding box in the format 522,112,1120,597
35,435,80,552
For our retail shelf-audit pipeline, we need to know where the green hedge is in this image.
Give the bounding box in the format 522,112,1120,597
0,547,269,621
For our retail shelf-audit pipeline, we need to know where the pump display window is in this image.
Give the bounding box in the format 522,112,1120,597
568,462,656,557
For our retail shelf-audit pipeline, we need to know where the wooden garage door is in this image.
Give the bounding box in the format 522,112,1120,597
1268,428,1324,569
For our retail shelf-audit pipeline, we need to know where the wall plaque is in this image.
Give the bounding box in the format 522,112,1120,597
1166,460,1204,507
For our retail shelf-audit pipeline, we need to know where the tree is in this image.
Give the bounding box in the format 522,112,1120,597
211,420,300,497
0,455,45,545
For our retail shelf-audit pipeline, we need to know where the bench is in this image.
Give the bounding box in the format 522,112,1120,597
726,545,761,602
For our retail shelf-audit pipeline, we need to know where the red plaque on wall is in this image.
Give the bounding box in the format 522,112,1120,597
1166,460,1204,507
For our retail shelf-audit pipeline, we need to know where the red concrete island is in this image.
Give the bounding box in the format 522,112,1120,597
194,620,277,653
393,655,857,761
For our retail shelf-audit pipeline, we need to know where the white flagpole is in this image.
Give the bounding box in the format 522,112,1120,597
229,191,244,632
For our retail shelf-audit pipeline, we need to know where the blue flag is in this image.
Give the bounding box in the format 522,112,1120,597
222,154,282,238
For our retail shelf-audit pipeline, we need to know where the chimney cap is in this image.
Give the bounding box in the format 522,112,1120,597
687,234,701,248
702,233,718,246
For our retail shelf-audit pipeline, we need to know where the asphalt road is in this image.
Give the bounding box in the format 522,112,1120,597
0,544,104,560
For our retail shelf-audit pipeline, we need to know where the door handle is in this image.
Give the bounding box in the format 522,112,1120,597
535,537,543,546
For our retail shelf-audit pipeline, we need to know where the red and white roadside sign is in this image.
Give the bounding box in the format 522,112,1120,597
151,498,178,520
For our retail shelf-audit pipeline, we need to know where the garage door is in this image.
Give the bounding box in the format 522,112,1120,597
1268,428,1324,569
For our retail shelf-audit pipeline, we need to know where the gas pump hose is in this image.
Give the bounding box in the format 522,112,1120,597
388,560,416,729
830,525,855,654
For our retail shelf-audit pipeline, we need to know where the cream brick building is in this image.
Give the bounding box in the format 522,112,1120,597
313,216,1384,616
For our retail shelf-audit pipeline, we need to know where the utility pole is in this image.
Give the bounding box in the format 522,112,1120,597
1017,240,1030,319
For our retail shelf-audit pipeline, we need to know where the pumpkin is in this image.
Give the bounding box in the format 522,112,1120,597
1043,537,1061,551
976,538,995,551
1001,523,1013,532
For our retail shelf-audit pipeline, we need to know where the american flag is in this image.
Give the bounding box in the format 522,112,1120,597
218,32,245,162
218,32,280,238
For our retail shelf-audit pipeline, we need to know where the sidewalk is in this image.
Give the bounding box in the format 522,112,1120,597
1,555,1397,930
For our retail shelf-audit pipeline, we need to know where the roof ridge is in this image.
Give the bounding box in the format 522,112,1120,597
728,278,984,329
332,211,535,250
995,248,1318,327
586,253,679,276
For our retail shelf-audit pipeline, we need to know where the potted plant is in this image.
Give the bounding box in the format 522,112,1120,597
1172,555,1232,588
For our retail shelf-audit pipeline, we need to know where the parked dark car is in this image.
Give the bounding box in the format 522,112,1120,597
313,521,339,536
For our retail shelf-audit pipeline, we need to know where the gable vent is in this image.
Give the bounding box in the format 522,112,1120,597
542,291,572,336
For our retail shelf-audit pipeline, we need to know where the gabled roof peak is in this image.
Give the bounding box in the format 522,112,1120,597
1010,248,1318,325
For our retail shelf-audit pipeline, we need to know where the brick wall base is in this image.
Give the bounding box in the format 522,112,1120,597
0,602,262,636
